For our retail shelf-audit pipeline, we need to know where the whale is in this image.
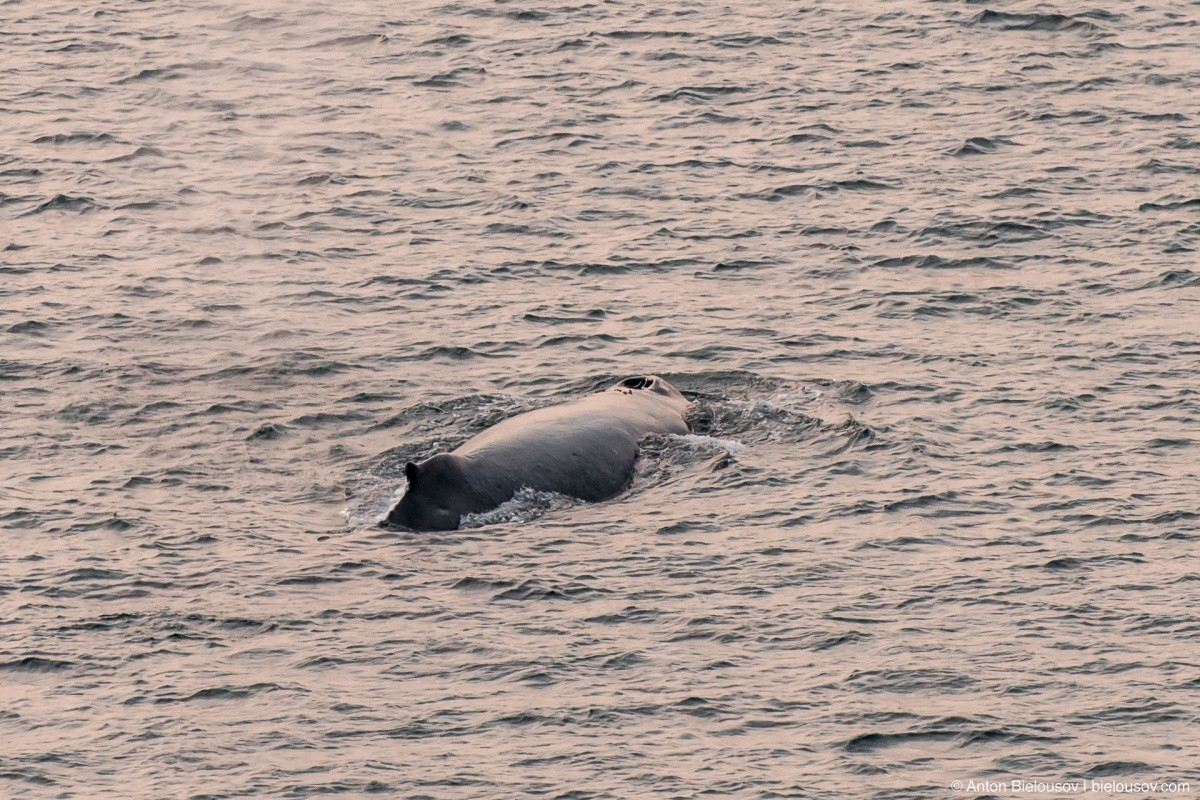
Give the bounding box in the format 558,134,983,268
382,375,691,531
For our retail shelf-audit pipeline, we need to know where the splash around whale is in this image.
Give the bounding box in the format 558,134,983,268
381,376,691,531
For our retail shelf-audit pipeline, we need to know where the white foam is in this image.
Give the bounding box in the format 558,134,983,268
670,433,746,453
459,486,578,529
342,480,407,529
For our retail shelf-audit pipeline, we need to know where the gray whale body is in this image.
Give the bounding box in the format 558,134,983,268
383,376,690,531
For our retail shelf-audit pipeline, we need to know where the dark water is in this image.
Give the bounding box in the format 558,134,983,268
3,0,1199,796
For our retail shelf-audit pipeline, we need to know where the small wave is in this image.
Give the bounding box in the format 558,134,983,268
710,34,783,48
651,85,750,103
154,683,285,704
1139,197,1200,212
492,577,605,601
950,136,1017,156
423,33,472,47
116,67,182,84
413,67,486,88
27,194,99,214
523,308,607,324
7,320,51,335
0,656,76,673
1166,135,1200,150
781,132,830,144
1138,269,1199,289
32,132,120,145
246,422,288,441
305,33,388,49
743,178,897,201
103,145,166,163
972,9,1101,34
604,29,693,41
221,13,285,30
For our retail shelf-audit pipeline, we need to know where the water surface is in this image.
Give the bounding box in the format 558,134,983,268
2,0,1199,796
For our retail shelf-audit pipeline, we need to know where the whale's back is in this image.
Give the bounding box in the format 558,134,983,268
452,378,688,504
385,376,690,530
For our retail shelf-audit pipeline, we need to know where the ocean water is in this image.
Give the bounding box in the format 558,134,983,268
2,0,1199,797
